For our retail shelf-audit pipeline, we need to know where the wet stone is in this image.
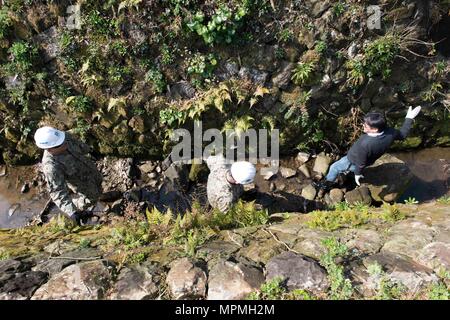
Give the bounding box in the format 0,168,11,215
32,258,75,277
344,186,372,206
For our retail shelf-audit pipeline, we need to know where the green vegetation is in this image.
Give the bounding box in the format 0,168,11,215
308,202,406,231
366,262,406,300
333,2,346,16
187,52,218,87
403,197,419,205
320,238,353,300
186,4,249,45
144,200,268,257
247,277,316,300
437,195,450,204
145,67,167,94
291,62,316,86
65,95,93,114
78,238,92,248
0,6,12,39
346,34,400,87
3,41,38,75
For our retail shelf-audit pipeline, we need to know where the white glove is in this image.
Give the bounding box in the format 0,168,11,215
355,175,363,186
405,106,421,119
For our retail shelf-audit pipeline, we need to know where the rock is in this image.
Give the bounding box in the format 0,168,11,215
262,167,278,180
215,60,240,81
31,261,114,300
296,152,310,165
343,229,383,254
0,292,27,300
298,164,311,178
363,154,413,202
166,258,207,300
301,184,317,201
32,258,75,277
329,188,344,204
238,67,268,85
1,271,48,298
265,251,329,293
42,240,83,256
0,259,25,274
269,182,276,191
238,237,285,265
33,26,60,62
167,81,195,100
293,229,333,260
164,162,190,191
108,265,160,300
382,219,435,259
344,186,372,205
414,242,450,273
271,61,294,89
207,260,265,300
139,161,156,174
313,153,331,176
99,157,134,193
279,167,297,179
358,252,439,292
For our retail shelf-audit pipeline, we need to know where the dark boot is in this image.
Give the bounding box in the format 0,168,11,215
312,179,336,192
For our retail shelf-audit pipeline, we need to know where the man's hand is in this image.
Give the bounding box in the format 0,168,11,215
355,175,364,186
406,106,421,119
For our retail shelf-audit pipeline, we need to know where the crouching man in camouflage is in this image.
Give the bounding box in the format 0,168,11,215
206,154,256,213
34,126,103,225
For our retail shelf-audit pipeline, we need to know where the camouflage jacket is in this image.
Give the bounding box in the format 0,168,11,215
41,133,102,216
206,155,243,213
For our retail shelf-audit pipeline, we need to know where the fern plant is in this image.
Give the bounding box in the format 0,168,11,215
291,62,316,85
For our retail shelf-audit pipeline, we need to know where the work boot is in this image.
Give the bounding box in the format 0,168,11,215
70,210,93,226
312,179,336,192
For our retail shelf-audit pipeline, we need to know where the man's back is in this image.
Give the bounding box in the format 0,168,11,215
347,118,413,175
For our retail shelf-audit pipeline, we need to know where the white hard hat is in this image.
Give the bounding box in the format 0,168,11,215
34,126,66,149
230,161,256,185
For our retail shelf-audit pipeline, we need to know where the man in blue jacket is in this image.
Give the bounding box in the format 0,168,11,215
314,106,421,191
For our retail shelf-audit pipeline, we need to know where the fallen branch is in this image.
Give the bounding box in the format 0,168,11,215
262,228,299,254
49,256,103,261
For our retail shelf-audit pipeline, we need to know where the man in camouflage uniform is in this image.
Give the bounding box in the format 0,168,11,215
206,154,256,213
34,127,103,224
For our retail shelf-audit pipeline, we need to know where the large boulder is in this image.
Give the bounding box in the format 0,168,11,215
414,242,450,273
344,186,372,205
207,260,265,300
351,252,439,293
98,157,135,193
265,251,329,294
0,271,48,298
108,265,160,300
363,154,413,202
31,261,114,300
166,258,207,300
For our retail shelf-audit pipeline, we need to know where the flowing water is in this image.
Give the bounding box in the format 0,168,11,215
0,148,449,229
